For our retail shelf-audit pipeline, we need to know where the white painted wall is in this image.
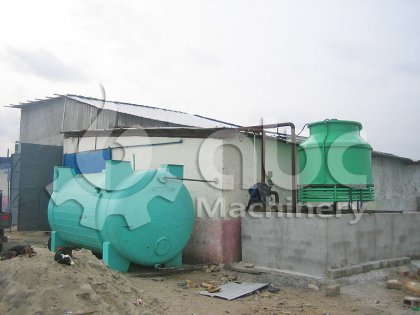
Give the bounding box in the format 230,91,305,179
221,134,294,212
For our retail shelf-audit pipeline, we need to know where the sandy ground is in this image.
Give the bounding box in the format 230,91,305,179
0,231,418,315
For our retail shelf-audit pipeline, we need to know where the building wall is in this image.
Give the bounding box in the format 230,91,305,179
0,167,9,210
221,134,294,209
242,212,420,278
371,156,420,211
19,98,65,146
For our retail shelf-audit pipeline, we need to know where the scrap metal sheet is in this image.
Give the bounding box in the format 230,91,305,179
197,282,269,300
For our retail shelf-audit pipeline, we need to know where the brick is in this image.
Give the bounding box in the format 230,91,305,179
388,258,403,267
326,284,340,297
371,261,381,270
386,279,403,290
403,296,420,308
344,268,354,277
398,267,410,276
388,259,397,267
350,265,363,275
362,263,373,273
327,269,344,279
402,257,411,265
380,260,389,268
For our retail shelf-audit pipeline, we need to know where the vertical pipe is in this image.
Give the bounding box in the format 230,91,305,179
6,149,10,212
261,130,266,184
324,121,330,184
253,134,257,183
7,158,11,212
238,122,297,212
291,126,297,212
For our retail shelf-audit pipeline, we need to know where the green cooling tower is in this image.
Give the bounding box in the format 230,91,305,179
48,160,194,272
298,119,374,203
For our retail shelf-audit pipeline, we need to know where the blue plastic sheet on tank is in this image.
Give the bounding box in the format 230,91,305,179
63,148,112,174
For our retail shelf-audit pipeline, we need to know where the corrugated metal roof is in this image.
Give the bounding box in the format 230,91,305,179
8,94,239,129
373,151,420,164
65,95,239,128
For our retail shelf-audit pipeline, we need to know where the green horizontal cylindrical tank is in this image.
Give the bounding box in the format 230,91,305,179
298,119,374,202
48,160,194,272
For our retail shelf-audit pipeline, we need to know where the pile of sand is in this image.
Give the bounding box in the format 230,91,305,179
0,246,151,315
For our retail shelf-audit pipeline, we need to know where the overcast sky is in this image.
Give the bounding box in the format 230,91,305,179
0,1,419,159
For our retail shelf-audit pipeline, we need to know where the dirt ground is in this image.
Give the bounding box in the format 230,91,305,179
0,231,418,315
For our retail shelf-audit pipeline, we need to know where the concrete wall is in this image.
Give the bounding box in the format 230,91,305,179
242,212,420,278
326,213,420,268
242,213,328,277
371,156,420,211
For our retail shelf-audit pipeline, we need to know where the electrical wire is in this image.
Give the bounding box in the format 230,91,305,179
297,123,308,136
